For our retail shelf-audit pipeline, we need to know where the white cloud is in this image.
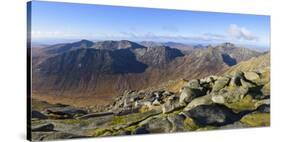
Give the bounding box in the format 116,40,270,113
228,24,258,41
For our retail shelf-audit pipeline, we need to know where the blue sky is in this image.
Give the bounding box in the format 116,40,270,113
31,1,270,48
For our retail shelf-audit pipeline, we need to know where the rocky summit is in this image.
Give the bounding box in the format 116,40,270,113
31,66,270,140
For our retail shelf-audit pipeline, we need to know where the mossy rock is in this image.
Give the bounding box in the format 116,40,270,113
139,105,150,113
183,117,199,131
260,68,270,85
31,120,48,127
124,125,139,133
58,119,90,127
240,113,270,127
261,83,270,96
111,110,161,125
212,77,230,92
86,128,113,137
225,95,256,112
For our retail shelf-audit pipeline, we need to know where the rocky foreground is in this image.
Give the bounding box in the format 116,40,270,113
30,69,270,141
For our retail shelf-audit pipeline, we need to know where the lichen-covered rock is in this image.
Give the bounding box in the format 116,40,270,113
184,94,213,111
182,116,199,131
240,112,270,127
162,95,182,113
137,116,172,133
261,82,270,96
167,114,185,132
255,99,270,108
216,86,248,104
244,71,260,83
212,77,230,92
184,104,239,126
179,87,202,105
211,95,225,104
224,95,256,112
186,79,201,89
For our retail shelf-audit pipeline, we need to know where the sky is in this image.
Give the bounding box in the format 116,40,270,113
30,1,270,48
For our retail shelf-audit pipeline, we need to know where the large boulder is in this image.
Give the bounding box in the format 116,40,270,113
179,87,203,105
167,114,185,132
213,86,248,104
212,77,230,92
136,116,173,134
240,112,270,127
184,104,239,126
162,95,182,113
186,79,201,89
244,72,260,83
183,94,213,111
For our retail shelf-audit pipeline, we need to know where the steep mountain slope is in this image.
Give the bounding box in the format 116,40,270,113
132,46,184,66
223,52,270,74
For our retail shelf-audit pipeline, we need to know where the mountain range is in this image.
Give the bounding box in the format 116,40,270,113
31,40,265,106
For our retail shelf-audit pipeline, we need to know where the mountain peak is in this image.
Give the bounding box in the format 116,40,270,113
72,39,94,47
221,42,235,48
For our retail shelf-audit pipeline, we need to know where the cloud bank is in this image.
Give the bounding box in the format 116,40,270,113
32,24,261,45
227,24,258,41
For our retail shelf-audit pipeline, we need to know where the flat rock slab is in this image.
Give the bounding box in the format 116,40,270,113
78,112,114,119
45,106,88,118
